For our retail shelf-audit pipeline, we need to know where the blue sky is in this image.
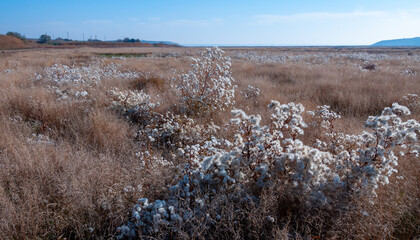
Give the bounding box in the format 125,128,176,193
1,0,420,45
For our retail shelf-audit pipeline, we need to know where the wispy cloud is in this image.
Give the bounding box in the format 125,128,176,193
82,19,113,25
148,17,161,21
163,18,223,27
247,9,420,45
253,10,386,25
45,21,67,26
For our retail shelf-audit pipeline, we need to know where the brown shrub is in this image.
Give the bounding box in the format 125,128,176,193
85,109,133,153
129,74,166,91
0,35,28,50
362,62,378,71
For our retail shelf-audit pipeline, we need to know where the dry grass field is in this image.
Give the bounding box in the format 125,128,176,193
0,35,29,50
0,46,419,239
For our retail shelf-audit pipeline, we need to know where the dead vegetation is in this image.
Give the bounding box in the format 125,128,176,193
0,35,28,50
0,47,419,239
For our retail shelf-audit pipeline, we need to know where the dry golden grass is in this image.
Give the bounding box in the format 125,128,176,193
0,35,28,50
0,46,419,239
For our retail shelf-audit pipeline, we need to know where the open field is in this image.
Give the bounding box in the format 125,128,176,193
0,46,419,239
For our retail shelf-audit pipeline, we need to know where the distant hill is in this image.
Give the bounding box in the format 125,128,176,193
0,35,28,50
372,37,420,47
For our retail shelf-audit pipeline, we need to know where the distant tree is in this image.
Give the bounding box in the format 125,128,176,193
87,38,102,42
121,37,140,43
6,31,25,40
37,34,52,44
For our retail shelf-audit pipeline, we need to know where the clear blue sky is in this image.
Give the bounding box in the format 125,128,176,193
1,0,420,45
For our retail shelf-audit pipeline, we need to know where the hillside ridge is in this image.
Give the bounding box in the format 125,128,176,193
372,37,420,47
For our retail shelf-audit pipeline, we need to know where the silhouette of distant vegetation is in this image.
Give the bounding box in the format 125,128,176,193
116,37,141,43
6,31,25,40
37,34,52,44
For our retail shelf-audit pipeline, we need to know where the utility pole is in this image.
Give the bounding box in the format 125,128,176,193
67,32,69,40
83,33,84,41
